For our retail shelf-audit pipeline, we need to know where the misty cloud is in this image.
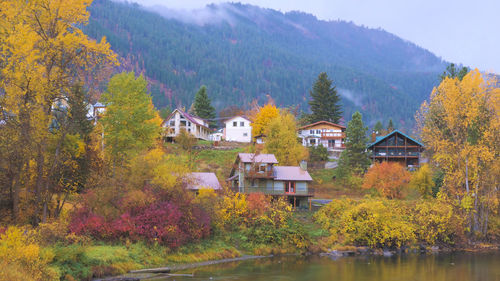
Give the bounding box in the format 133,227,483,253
338,88,362,107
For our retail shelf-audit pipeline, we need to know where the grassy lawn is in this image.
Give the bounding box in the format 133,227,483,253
309,168,366,199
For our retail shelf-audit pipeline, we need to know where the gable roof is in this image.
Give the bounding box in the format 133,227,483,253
186,172,221,190
273,166,313,181
367,129,424,148
299,120,345,130
238,153,278,164
224,115,251,124
164,108,209,129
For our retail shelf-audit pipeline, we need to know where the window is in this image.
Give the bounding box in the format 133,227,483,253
243,133,248,136
169,120,175,126
310,139,316,145
240,121,244,126
259,164,267,173
187,121,191,127
310,130,314,134
316,130,321,134
233,121,237,127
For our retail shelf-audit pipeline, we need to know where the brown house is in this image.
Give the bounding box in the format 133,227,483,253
367,130,424,168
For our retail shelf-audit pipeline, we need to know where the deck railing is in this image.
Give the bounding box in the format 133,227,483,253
241,186,314,196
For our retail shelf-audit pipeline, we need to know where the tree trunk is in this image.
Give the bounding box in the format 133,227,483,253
33,146,46,226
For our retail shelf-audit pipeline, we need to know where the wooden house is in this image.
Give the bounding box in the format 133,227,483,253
367,130,424,168
227,153,313,208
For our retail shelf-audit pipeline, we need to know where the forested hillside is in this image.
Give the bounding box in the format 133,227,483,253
83,0,447,128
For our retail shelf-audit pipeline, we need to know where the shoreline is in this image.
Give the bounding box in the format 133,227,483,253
95,244,500,281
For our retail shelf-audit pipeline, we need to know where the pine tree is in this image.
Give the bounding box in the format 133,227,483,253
337,111,370,175
308,72,343,124
193,85,216,126
387,119,395,132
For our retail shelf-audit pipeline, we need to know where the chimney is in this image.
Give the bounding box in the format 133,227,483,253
371,131,376,142
300,160,307,171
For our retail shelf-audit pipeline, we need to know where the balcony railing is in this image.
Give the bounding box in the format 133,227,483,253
373,152,420,157
244,170,274,179
321,132,345,139
242,186,314,196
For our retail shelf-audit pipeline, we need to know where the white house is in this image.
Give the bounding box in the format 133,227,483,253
298,121,346,157
223,116,252,143
87,102,106,124
209,128,224,141
163,108,211,140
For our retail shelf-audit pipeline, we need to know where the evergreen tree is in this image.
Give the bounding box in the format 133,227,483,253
308,72,342,124
373,121,384,135
337,111,370,176
440,63,469,81
387,119,395,132
193,85,216,126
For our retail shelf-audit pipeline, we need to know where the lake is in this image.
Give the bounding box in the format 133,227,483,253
161,252,500,281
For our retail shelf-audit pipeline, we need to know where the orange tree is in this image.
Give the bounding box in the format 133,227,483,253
362,162,411,199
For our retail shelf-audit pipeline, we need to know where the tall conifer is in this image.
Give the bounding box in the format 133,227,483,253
193,85,216,126
308,72,342,124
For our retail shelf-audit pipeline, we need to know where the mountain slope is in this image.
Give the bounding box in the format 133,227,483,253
83,0,447,128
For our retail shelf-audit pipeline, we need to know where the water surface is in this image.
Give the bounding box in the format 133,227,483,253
166,252,499,281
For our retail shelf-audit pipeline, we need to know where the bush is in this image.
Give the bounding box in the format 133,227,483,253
315,198,467,248
409,164,435,198
411,200,465,245
309,145,329,162
69,199,211,248
362,162,411,199
0,227,59,281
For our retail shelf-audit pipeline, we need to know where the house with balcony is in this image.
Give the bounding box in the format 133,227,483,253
298,121,346,157
227,153,313,208
163,108,211,141
367,130,424,168
185,172,222,195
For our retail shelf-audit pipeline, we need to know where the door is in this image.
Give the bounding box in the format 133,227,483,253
285,181,295,194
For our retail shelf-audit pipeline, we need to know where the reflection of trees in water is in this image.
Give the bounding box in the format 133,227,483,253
178,253,500,281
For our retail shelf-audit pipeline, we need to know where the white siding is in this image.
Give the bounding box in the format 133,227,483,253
225,116,252,142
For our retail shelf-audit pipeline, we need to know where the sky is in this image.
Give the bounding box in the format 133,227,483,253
128,0,500,73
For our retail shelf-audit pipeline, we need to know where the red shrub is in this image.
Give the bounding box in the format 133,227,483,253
68,208,109,239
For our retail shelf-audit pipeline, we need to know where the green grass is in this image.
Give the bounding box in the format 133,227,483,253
194,147,246,177
48,237,243,280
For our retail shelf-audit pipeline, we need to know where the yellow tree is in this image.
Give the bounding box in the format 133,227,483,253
0,0,117,223
251,103,279,136
264,111,308,165
417,69,500,236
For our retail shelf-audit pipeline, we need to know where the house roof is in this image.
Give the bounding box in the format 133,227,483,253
164,108,209,129
273,166,313,181
186,172,222,190
367,129,425,148
238,153,278,164
299,120,345,130
224,115,251,124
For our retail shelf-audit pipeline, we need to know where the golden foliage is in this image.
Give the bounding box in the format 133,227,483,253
263,111,308,165
417,69,500,236
362,162,411,199
409,164,434,198
251,103,280,136
0,227,59,281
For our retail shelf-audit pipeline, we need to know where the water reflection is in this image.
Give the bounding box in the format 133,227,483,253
159,253,500,281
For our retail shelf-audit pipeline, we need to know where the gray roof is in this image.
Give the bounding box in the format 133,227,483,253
273,166,313,181
238,153,278,164
186,172,222,190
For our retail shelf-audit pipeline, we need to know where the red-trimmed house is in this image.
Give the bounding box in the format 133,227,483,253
227,153,313,208
298,121,346,157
